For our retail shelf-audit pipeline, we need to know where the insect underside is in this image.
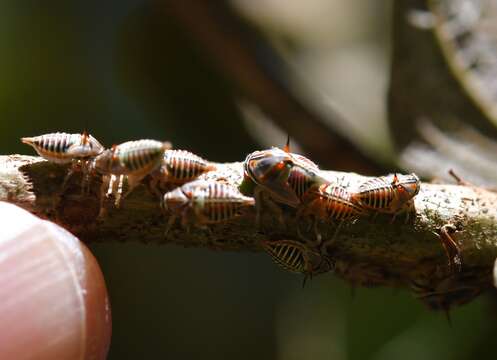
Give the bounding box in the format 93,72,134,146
243,147,328,227
352,173,420,222
261,239,334,284
298,184,364,247
21,132,105,191
149,149,217,198
163,180,255,236
92,139,171,211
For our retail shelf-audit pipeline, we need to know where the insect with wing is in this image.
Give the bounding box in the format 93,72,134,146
297,183,366,245
21,131,105,190
351,173,421,222
148,149,217,198
261,239,334,286
163,180,255,236
92,139,171,209
243,138,328,225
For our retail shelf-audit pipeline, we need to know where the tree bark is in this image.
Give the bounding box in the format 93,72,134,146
2,154,496,308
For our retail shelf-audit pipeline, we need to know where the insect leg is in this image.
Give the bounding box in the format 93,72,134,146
97,177,109,218
114,175,124,207
320,222,342,255
313,217,322,244
257,188,285,228
254,186,263,229
438,224,463,273
120,174,146,204
164,215,177,237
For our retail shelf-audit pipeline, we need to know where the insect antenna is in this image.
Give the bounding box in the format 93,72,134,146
82,118,90,144
302,275,309,288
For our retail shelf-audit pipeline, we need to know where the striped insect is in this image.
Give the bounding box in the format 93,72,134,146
410,275,481,324
244,147,297,206
244,137,327,206
163,180,255,235
92,139,171,208
261,239,334,286
21,131,104,164
286,159,325,201
149,149,216,197
161,150,216,183
351,173,421,221
21,131,105,191
243,142,327,226
300,184,365,222
298,184,366,244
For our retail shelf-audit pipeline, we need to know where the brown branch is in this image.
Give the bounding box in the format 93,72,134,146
2,154,497,309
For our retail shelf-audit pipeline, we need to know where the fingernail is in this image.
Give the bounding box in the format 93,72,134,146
0,202,111,360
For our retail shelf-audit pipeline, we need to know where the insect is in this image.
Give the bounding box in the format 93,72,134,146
148,150,216,197
410,275,481,324
21,131,104,164
300,184,365,222
21,131,105,191
244,147,297,205
243,140,328,225
92,139,171,208
351,173,421,221
433,224,463,273
261,239,334,286
297,184,365,244
286,162,322,201
163,180,255,235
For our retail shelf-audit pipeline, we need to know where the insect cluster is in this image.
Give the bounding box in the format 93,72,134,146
22,132,462,293
21,131,252,228
243,141,462,284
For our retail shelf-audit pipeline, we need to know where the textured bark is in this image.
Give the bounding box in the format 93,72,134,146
1,154,497,308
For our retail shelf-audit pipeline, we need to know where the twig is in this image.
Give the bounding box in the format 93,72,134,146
2,154,497,309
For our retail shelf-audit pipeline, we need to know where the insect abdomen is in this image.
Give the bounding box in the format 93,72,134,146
21,132,80,163
163,150,216,183
95,139,170,176
261,240,308,273
287,167,315,200
323,186,363,220
199,182,255,223
354,177,395,210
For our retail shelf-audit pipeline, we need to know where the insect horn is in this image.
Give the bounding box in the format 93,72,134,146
283,135,291,153
82,119,90,144
82,130,89,145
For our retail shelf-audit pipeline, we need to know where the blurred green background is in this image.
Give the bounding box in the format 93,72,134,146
2,1,497,359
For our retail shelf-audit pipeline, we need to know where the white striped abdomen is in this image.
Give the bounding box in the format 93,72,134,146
21,132,103,164
302,185,364,221
355,177,395,210
162,150,215,183
94,139,169,176
185,181,255,224
261,240,310,273
323,186,364,221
